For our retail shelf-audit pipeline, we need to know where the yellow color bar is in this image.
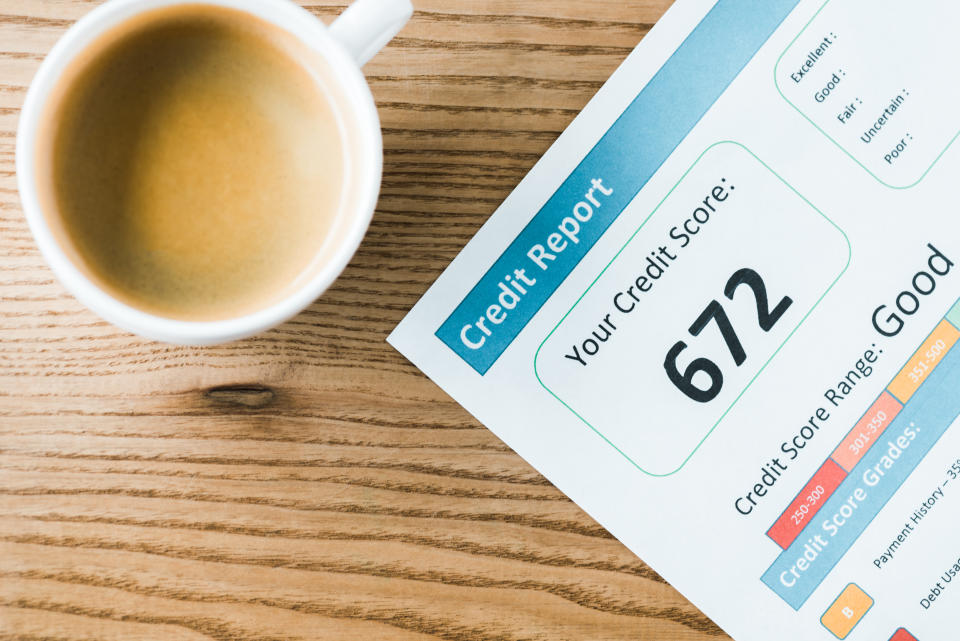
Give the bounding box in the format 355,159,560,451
888,319,960,403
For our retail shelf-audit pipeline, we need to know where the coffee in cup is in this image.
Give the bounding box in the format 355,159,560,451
36,5,349,320
18,0,412,342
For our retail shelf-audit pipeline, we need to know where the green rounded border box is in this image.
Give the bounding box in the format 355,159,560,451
533,141,852,477
774,0,960,190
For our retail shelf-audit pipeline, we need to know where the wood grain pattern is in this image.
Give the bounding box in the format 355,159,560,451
0,1,731,639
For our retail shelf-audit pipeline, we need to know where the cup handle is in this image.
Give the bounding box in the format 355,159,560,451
328,0,413,67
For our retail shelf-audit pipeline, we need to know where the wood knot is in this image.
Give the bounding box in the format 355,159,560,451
204,384,276,409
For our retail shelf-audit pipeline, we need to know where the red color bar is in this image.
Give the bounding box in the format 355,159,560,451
767,459,847,549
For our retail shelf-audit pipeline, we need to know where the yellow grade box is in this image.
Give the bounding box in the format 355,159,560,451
820,583,874,639
888,319,960,403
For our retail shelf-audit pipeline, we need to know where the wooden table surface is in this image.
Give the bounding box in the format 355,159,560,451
0,1,731,639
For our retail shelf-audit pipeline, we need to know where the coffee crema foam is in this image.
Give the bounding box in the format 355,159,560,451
36,4,347,320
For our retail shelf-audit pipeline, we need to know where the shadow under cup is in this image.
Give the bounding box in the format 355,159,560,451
31,3,370,323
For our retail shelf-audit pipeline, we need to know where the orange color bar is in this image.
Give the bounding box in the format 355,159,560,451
888,319,960,403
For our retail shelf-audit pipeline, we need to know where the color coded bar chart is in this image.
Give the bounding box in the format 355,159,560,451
761,298,960,609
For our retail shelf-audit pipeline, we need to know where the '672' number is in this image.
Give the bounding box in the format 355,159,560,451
664,268,792,403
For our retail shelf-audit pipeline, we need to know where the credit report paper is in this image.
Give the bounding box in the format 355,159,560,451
388,1,960,639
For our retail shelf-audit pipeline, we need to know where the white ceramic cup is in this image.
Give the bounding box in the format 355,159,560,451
16,0,412,344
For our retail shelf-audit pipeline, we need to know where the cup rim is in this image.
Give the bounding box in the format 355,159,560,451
16,0,384,345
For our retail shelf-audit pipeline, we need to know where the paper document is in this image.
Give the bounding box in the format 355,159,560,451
389,1,960,639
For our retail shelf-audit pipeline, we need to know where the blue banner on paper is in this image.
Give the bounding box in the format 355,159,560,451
435,0,804,374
